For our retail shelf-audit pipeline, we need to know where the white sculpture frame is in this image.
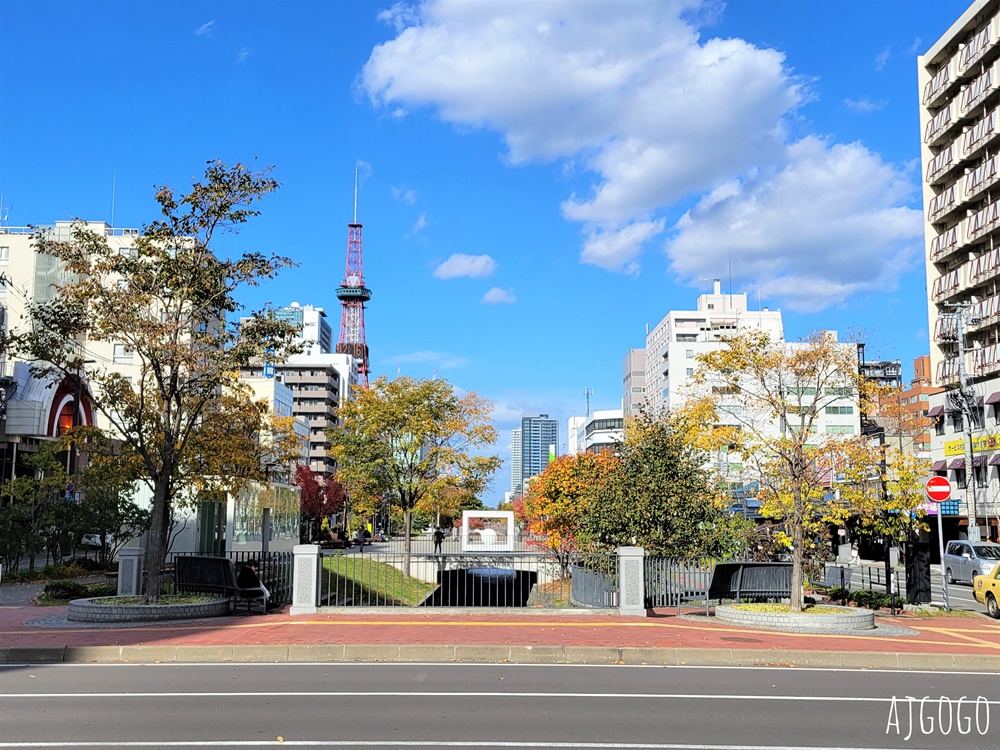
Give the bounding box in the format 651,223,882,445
461,510,515,552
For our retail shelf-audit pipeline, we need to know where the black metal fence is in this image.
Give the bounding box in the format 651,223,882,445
169,550,293,604
643,557,716,612
318,551,617,609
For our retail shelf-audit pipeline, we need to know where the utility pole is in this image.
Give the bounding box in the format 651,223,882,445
945,303,982,542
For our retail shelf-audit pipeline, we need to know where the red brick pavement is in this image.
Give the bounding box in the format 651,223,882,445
1,603,999,656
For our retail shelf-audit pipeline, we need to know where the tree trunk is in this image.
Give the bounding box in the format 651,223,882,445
403,507,412,577
143,477,171,604
789,501,805,613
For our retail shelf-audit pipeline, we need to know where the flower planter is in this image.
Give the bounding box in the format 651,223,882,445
715,603,875,631
67,596,231,623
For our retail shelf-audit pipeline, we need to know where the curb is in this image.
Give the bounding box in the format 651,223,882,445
2,644,999,670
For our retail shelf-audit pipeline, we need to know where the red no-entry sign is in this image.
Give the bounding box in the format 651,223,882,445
925,475,953,503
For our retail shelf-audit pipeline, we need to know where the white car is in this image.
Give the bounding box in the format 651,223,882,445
943,540,1000,584
81,533,113,548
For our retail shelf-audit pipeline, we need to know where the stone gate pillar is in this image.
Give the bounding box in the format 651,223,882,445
617,546,646,617
290,544,321,615
117,547,145,596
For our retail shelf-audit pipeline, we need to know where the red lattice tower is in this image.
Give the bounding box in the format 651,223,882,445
335,188,372,387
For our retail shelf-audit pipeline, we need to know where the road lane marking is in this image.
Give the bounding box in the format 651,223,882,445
0,741,954,749
2,690,998,703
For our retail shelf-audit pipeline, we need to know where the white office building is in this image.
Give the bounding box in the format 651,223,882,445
643,280,785,415
566,409,624,456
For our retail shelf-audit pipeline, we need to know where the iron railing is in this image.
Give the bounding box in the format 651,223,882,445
643,557,716,613
169,550,293,603
318,551,617,609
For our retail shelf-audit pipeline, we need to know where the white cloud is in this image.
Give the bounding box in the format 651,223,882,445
580,219,666,275
481,287,516,304
195,20,215,36
391,185,418,204
664,137,923,312
409,213,429,236
361,2,802,258
236,48,250,63
875,47,890,71
844,98,886,113
906,37,922,56
394,349,469,368
360,1,916,311
433,253,498,279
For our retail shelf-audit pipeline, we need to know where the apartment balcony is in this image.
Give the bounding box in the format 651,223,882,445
282,373,339,390
926,143,960,186
293,401,337,416
923,55,957,109
969,246,1000,287
936,356,962,386
961,106,1000,163
958,19,999,77
931,268,962,302
970,293,1000,329
967,198,1000,243
963,152,1000,205
934,315,959,343
928,183,960,224
930,226,961,262
975,343,1000,376
959,61,1000,117
924,101,958,147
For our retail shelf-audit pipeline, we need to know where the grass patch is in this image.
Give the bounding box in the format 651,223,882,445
321,554,435,606
730,603,850,615
90,594,217,606
907,606,979,618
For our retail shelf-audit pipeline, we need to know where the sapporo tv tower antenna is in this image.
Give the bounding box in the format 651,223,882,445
335,165,372,387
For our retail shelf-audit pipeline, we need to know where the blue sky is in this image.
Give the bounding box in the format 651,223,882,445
0,0,974,505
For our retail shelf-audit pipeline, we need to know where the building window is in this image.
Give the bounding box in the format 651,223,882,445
825,406,854,415
686,349,694,358
0,246,8,263
825,425,855,434
686,368,694,377
952,413,964,432
934,417,945,436
955,469,967,490
113,343,134,364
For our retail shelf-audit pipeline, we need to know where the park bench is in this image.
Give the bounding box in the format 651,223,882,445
708,562,793,603
174,556,268,614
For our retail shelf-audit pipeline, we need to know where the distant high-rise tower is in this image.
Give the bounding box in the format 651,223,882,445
511,415,558,494
335,170,372,387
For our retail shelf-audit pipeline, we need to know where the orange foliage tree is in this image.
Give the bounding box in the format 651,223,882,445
515,452,614,577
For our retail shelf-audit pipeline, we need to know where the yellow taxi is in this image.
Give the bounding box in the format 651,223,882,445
973,567,1000,618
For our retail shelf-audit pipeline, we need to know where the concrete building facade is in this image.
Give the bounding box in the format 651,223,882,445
643,280,785,415
622,349,646,416
567,409,624,456
921,0,1000,539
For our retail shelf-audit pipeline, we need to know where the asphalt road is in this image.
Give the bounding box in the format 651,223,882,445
0,663,997,749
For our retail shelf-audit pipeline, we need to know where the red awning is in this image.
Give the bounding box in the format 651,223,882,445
927,405,945,417
987,392,1000,405
949,458,965,469
989,454,1000,466
974,456,987,467
931,459,948,471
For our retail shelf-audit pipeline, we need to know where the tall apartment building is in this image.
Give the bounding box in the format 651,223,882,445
241,353,357,479
921,0,1000,541
509,415,558,495
622,349,646,416
643,280,784,414
274,303,333,357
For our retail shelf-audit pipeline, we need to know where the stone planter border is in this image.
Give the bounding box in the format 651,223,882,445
67,596,231,623
715,603,875,631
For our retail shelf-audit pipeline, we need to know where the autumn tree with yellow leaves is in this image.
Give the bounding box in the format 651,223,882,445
328,375,500,573
516,452,614,577
688,330,927,611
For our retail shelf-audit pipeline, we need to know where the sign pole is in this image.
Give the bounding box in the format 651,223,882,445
937,509,949,612
925,476,953,612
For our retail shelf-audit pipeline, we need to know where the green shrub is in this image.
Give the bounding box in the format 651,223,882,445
848,590,893,609
85,583,118,597
827,586,850,602
67,557,106,572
